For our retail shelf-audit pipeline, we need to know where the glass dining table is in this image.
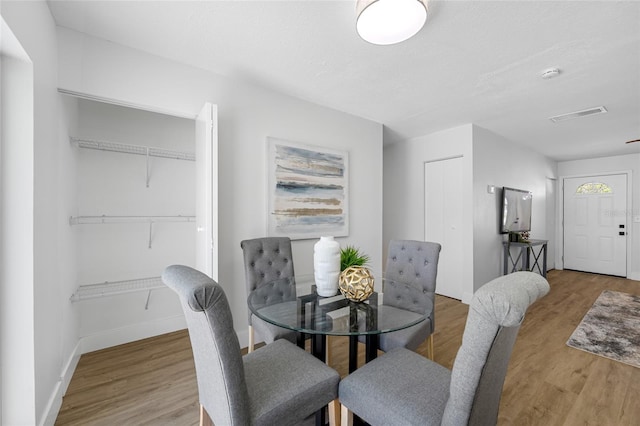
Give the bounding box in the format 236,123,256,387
247,275,432,373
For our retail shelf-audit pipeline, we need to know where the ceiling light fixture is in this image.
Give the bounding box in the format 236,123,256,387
549,106,608,123
356,0,428,45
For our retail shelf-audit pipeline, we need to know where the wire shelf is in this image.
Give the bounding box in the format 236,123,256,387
69,215,196,225
71,276,165,302
71,137,195,161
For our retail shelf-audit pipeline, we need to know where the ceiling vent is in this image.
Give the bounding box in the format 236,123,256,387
549,106,607,123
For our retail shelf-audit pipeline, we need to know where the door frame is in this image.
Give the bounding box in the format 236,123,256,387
558,170,632,276
545,176,558,271
195,103,219,281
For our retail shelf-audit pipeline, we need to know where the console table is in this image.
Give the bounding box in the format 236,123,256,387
502,239,548,277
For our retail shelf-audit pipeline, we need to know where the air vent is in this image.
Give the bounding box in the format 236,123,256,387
549,106,608,123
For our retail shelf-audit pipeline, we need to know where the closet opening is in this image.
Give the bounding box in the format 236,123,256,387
59,92,217,353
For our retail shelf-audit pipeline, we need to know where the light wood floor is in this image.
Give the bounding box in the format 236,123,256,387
55,270,640,425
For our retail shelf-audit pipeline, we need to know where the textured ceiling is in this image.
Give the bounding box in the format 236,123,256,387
47,0,640,161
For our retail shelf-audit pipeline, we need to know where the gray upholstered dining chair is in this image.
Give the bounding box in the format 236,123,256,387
340,271,549,426
241,237,298,352
373,240,441,358
162,265,340,426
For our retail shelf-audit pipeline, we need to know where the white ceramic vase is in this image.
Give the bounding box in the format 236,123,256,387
314,236,340,297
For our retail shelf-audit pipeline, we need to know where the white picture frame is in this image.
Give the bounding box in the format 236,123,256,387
267,137,349,240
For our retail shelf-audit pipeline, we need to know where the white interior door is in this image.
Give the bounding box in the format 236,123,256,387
563,173,627,277
195,103,219,280
425,157,464,300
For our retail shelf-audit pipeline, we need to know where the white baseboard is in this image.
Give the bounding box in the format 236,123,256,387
60,340,82,394
39,380,62,426
80,314,187,354
628,272,640,281
237,328,251,349
461,292,473,305
41,317,187,425
39,341,82,426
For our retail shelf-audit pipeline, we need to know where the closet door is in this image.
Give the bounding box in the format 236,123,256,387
424,156,464,300
195,103,219,280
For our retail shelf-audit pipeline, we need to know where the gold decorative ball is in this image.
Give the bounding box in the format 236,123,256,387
339,266,374,302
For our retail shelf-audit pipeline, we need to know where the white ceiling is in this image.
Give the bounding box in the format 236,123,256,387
47,0,640,161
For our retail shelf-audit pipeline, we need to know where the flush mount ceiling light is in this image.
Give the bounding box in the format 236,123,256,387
356,0,428,45
549,106,608,123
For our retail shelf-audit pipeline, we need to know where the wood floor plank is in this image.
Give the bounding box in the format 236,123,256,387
56,270,640,425
563,358,632,426
619,366,640,425
507,381,578,426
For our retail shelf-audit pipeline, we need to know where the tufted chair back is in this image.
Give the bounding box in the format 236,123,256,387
338,271,549,426
162,265,251,425
384,240,441,331
443,272,549,425
240,237,295,321
163,264,340,426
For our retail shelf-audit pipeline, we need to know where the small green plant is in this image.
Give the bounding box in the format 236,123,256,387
340,245,370,271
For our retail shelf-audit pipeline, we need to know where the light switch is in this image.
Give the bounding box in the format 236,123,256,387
487,185,496,194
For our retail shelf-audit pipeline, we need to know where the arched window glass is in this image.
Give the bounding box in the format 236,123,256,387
575,182,612,194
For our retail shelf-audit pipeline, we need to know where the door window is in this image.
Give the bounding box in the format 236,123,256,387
575,182,612,194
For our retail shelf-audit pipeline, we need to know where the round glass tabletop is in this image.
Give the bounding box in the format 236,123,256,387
247,275,432,337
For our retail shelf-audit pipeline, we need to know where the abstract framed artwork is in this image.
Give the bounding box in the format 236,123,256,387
267,137,349,240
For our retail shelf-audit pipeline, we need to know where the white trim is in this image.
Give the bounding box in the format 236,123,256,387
80,315,187,354
57,88,196,120
628,272,640,282
60,341,82,396
424,154,463,164
38,381,61,426
38,341,81,426
461,292,473,305
237,328,253,350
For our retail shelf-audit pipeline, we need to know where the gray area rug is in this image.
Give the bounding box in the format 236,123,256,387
567,290,640,368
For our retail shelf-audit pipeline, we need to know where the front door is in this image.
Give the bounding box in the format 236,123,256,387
563,173,627,277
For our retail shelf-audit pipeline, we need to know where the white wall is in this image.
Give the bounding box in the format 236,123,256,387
1,1,63,425
73,99,195,351
383,124,475,300
1,16,36,426
472,125,557,290
558,153,640,280
57,28,384,346
383,123,558,299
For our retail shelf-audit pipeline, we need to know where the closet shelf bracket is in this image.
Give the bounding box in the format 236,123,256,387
145,290,152,310
146,147,151,188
